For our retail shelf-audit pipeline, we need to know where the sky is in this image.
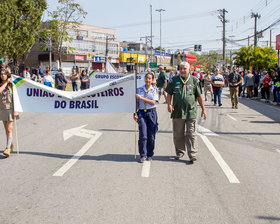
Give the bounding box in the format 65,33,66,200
45,0,280,53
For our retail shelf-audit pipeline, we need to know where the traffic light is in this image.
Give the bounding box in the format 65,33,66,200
194,45,202,51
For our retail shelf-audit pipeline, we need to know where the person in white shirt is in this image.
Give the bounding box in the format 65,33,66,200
211,69,225,106
43,70,54,87
24,67,31,79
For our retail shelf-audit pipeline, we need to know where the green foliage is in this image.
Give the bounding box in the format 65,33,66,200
196,52,223,71
154,46,165,52
234,46,277,70
0,0,47,72
39,0,87,65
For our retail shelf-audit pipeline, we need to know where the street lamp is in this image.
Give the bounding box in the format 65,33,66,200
156,8,165,67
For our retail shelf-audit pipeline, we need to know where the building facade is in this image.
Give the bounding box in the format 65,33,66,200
25,23,120,75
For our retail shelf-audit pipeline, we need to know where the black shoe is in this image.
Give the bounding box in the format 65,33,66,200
147,156,152,161
139,157,146,163
219,104,222,107
175,153,184,160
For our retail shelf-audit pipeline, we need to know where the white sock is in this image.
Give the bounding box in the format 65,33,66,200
6,137,12,148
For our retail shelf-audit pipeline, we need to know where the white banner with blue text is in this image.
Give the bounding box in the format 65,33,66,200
12,74,136,113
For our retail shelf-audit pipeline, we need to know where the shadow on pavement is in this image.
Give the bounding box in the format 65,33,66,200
18,151,194,164
0,155,7,159
99,129,172,134
250,121,280,124
256,216,280,221
239,98,280,123
215,131,280,135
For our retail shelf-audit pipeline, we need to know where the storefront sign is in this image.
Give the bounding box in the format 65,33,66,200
74,55,84,61
94,56,106,62
276,34,280,50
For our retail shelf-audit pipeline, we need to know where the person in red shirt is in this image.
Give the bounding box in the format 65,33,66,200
263,71,271,102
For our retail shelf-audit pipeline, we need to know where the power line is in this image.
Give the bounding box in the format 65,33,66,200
229,17,280,42
109,10,217,29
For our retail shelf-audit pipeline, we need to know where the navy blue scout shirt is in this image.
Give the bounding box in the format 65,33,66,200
137,85,159,110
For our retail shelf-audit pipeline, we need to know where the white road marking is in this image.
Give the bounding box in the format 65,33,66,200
197,125,218,136
227,114,237,121
141,161,151,177
276,149,280,153
53,126,102,177
198,134,240,184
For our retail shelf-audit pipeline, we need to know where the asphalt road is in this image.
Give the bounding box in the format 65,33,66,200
0,88,280,224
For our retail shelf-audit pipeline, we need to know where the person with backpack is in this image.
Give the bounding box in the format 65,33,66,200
55,68,68,91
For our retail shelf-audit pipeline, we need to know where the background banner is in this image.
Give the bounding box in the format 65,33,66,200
12,74,136,114
89,71,146,88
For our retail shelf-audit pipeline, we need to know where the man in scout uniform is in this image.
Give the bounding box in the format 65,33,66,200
156,66,167,102
228,67,242,109
165,61,206,163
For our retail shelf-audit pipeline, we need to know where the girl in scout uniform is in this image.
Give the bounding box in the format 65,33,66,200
0,69,19,157
133,73,158,163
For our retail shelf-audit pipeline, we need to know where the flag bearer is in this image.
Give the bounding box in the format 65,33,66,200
0,68,19,157
134,72,159,163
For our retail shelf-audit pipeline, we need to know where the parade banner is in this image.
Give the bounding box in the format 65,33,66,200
89,71,145,88
12,74,136,114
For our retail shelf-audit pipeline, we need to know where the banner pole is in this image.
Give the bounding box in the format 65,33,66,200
134,122,137,159
14,119,19,155
134,71,137,159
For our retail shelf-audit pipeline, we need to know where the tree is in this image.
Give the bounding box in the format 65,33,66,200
196,52,223,71
154,46,165,52
40,0,87,66
0,0,47,74
234,46,277,71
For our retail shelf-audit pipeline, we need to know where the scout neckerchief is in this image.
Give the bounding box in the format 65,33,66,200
179,73,191,101
143,86,152,112
0,82,8,105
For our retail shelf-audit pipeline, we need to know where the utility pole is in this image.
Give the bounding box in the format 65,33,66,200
218,8,228,71
156,8,165,66
48,34,52,71
140,35,154,70
105,35,115,72
270,29,272,47
150,4,153,63
251,12,261,47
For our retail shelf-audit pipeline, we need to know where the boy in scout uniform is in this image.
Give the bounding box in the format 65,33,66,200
165,62,206,163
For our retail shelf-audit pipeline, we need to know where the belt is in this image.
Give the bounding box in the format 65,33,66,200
139,108,156,112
